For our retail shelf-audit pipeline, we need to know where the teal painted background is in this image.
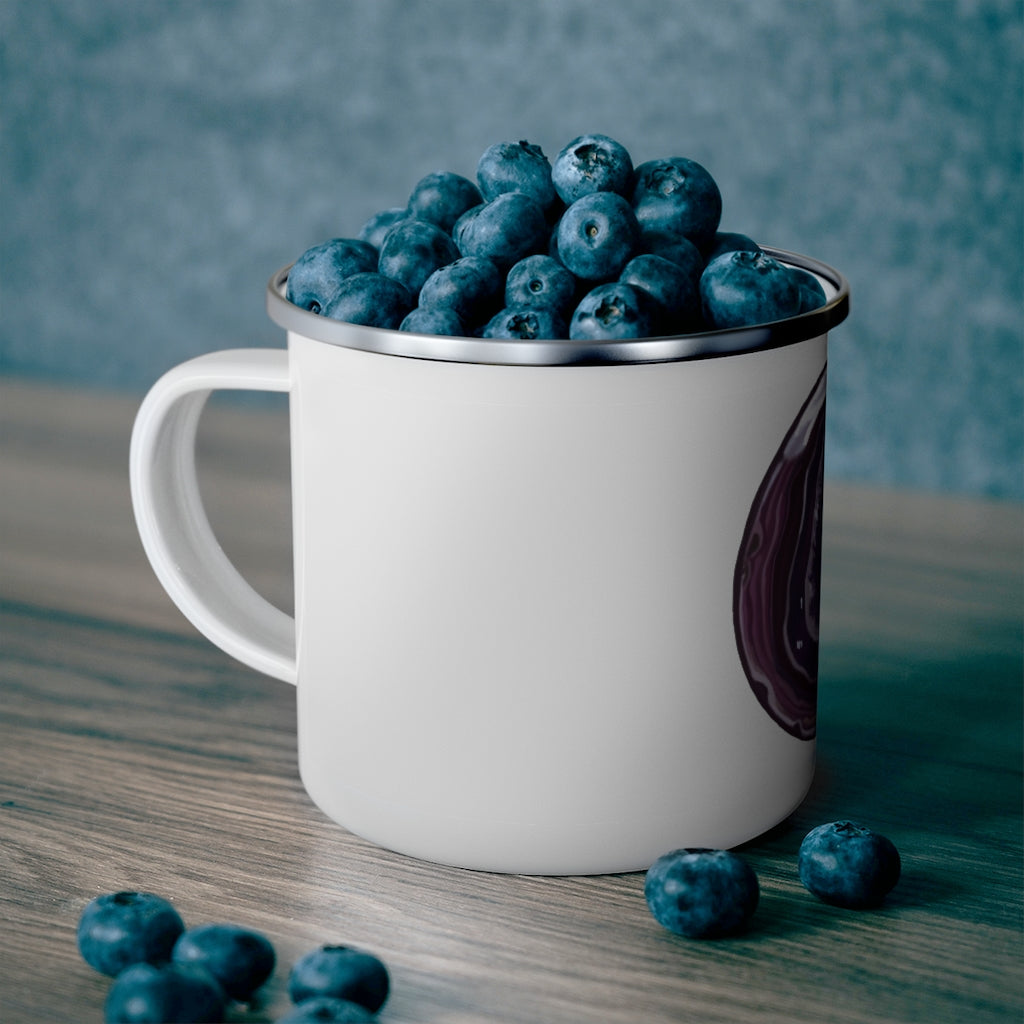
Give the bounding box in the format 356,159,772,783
2,0,1021,498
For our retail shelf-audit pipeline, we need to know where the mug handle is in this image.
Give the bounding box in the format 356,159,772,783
129,348,297,685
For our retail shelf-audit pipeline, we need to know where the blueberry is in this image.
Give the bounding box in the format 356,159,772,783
789,266,828,313
357,208,407,250
453,192,549,270
705,230,761,261
699,250,801,329
77,891,185,978
504,254,578,318
639,230,705,281
482,306,567,340
569,282,652,341
288,945,390,1014
476,139,556,209
798,821,901,909
104,962,226,1023
171,923,275,1003
275,997,375,1023
644,848,760,939
399,306,466,336
417,255,503,325
377,218,460,295
551,134,634,204
631,157,722,251
321,272,413,329
286,239,379,315
406,171,483,233
619,253,701,333
556,192,640,282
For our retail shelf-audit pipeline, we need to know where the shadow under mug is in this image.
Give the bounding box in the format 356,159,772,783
129,248,850,875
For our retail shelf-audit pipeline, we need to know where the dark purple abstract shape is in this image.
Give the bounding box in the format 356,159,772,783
733,368,826,740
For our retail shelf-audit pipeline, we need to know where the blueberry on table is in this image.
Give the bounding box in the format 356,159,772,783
377,218,460,295
569,282,653,341
418,255,504,325
171,923,275,1002
798,821,901,908
619,253,701,334
699,249,801,329
644,848,760,939
482,306,567,340
504,254,578,318
551,133,635,204
77,891,186,977
789,265,828,313
286,239,379,315
556,191,640,282
288,945,390,1014
104,961,226,1023
276,996,376,1022
453,192,549,270
476,138,557,209
631,156,722,251
406,170,483,233
321,272,413,330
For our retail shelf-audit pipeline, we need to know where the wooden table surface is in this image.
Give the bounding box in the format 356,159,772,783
2,377,1021,1024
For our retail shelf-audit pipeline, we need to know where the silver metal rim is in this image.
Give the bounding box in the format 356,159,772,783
265,246,850,366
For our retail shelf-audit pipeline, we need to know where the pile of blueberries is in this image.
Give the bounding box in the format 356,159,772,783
77,896,388,1022
285,135,827,343
77,821,899,1020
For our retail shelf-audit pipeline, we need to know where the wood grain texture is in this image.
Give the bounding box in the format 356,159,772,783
1,379,1021,1024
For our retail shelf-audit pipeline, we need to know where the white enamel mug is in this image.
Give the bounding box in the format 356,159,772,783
129,248,849,874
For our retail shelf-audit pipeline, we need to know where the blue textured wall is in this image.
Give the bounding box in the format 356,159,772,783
2,0,1021,498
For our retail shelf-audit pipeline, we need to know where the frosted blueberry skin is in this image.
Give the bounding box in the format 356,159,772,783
286,239,379,315
619,253,701,334
504,254,578,319
276,997,375,1022
417,255,503,325
569,282,653,341
700,250,801,329
705,230,762,261
557,192,641,282
476,138,557,209
639,230,705,280
103,961,226,1024
453,192,549,270
171,923,275,1002
400,306,466,336
377,218,460,295
645,848,760,939
406,171,483,233
482,306,567,341
77,891,185,978
287,945,390,1014
357,208,406,250
631,156,723,252
798,821,902,909
321,272,413,329
551,133,635,204
790,266,828,313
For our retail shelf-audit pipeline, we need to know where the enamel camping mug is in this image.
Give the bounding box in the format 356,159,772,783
129,248,849,874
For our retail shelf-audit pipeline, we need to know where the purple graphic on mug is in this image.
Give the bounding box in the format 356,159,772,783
733,368,826,740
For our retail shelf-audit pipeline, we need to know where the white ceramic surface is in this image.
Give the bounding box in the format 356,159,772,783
129,253,847,874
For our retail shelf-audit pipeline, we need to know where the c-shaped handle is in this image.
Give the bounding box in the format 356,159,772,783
129,348,297,685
